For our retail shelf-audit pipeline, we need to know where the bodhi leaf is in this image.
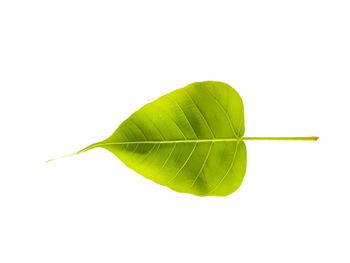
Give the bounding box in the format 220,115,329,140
80,81,246,196
51,81,318,196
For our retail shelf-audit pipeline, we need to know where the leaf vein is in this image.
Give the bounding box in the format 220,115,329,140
205,88,238,138
210,142,239,193
158,101,188,139
149,118,166,140
129,118,148,140
139,144,157,163
191,142,213,187
168,142,198,183
161,144,177,169
167,97,198,139
185,91,215,138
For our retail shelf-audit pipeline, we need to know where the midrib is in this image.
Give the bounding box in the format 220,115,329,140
80,138,242,152
79,136,319,153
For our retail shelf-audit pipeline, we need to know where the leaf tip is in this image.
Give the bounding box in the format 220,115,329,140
45,152,79,164
45,158,55,163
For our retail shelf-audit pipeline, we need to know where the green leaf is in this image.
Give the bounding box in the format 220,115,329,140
48,81,318,197
82,81,246,196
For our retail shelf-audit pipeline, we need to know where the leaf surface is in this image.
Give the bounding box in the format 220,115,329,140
84,81,247,196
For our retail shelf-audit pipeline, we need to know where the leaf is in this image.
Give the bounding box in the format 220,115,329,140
48,81,318,197
81,81,247,196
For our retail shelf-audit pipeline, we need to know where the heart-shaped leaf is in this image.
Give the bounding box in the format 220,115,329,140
49,81,318,197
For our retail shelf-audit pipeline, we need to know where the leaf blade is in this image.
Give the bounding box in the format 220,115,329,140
90,81,247,196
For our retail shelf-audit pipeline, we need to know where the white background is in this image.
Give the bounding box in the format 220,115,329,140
1,1,349,262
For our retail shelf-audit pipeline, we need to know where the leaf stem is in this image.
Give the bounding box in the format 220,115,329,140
243,136,319,141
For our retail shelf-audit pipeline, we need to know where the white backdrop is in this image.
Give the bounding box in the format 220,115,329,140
1,1,349,262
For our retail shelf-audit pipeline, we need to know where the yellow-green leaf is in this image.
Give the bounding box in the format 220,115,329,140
49,81,318,197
